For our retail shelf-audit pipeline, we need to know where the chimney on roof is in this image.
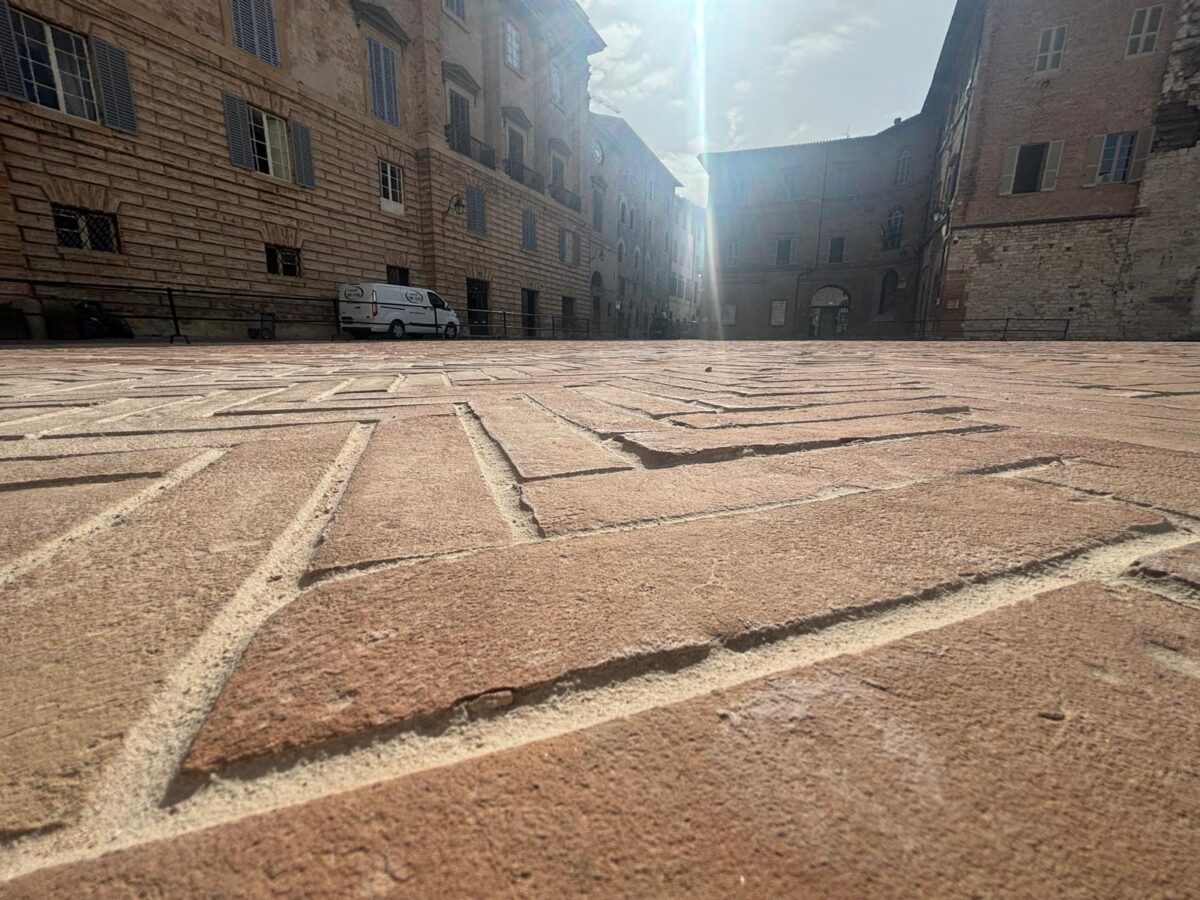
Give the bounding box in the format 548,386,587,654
894,117,903,126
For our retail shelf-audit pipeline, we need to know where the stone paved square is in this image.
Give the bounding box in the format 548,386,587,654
0,341,1198,896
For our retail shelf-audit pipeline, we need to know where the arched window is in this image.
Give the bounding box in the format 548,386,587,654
879,270,900,315
633,248,641,271
882,207,904,249
895,150,912,186
620,200,628,224
617,241,625,263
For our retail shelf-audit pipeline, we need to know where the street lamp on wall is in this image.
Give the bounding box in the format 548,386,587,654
442,194,466,221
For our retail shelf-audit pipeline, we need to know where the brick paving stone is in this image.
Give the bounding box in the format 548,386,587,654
669,398,974,429
522,431,1088,535
15,582,1200,898
1131,542,1200,589
619,414,996,465
182,478,1162,773
527,389,665,437
0,426,353,837
308,415,513,577
575,384,706,417
0,479,158,560
0,448,197,488
471,398,633,480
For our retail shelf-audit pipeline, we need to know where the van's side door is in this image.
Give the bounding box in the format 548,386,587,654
427,292,451,332
403,289,434,332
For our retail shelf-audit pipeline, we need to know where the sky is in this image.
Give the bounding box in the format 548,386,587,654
578,0,959,206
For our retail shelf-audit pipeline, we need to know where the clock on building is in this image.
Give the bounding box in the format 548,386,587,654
593,141,605,166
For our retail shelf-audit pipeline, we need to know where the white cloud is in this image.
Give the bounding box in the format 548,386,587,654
777,11,883,73
591,20,676,102
660,151,710,207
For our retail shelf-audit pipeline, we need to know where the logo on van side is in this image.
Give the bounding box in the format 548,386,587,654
344,286,365,301
405,290,423,304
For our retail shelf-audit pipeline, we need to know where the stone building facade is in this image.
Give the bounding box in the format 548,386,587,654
704,0,1200,341
666,195,705,332
0,0,610,338
584,111,679,338
700,117,936,340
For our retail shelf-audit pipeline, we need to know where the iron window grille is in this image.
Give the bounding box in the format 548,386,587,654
265,243,301,277
52,205,119,252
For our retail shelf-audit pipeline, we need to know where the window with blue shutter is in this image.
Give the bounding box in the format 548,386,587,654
231,0,280,67
222,91,254,170
290,120,315,188
366,36,399,127
522,210,536,250
91,38,138,133
0,0,26,99
558,227,566,262
572,233,580,266
467,188,485,234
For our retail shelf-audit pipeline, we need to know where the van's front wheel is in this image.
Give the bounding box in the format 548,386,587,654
443,322,459,340
388,320,406,340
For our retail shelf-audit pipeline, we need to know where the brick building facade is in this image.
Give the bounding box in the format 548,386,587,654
704,0,1200,341
0,0,621,338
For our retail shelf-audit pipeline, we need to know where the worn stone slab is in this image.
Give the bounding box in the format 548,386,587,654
0,448,197,489
619,414,995,465
0,479,158,561
308,416,511,577
471,399,632,480
0,426,353,838
523,431,1087,535
18,582,1200,897
1132,542,1200,590
670,399,973,429
528,389,665,437
183,478,1163,772
575,384,704,417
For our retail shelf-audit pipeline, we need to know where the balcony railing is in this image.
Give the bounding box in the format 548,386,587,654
445,126,497,170
504,159,545,193
550,184,582,212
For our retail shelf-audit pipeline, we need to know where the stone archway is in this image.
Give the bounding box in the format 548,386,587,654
810,285,851,339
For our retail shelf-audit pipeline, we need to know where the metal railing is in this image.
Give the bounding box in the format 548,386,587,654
445,126,496,169
828,318,1071,341
550,184,582,212
0,278,598,343
503,159,545,193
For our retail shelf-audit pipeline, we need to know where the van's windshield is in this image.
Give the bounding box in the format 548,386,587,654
428,293,447,309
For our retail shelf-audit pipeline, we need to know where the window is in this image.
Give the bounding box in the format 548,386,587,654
386,265,410,286
879,270,900,315
828,236,846,264
1035,26,1067,74
1127,6,1163,57
366,36,400,127
633,248,641,271
466,187,486,234
558,226,567,261
230,0,280,67
572,233,581,266
503,21,521,72
770,300,787,327
882,207,904,250
1001,141,1063,194
618,241,625,263
551,154,566,190
379,160,404,207
52,205,118,252
522,210,537,251
444,0,465,21
265,244,301,277
721,303,737,326
620,201,628,224
593,190,604,231
775,238,793,266
550,63,564,105
721,240,740,268
828,164,854,196
11,11,99,122
1097,132,1136,184
895,150,912,186
248,105,292,181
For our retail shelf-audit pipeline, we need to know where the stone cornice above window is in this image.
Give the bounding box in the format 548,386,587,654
502,106,532,130
442,62,481,96
350,1,411,45
591,175,607,192
549,137,571,157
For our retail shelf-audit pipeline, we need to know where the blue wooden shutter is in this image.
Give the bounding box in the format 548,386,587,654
467,188,485,233
252,0,280,66
367,37,399,126
572,232,581,266
222,91,254,170
558,227,566,261
230,0,256,57
0,0,23,100
91,38,138,134
290,120,315,187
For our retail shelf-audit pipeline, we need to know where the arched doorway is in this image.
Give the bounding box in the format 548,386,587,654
878,270,899,316
809,286,850,339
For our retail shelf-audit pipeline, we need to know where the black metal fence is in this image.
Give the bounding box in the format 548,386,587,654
835,318,1071,341
0,278,596,343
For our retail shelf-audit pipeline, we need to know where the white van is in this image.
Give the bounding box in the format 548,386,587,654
338,283,461,340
